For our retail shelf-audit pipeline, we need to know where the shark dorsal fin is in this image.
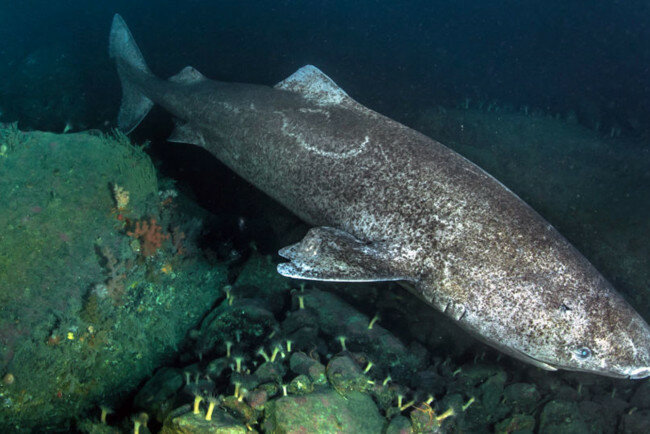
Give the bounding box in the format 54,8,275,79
275,65,351,106
169,66,206,84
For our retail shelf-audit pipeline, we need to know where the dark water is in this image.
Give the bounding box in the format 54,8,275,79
1,0,649,137
1,1,650,431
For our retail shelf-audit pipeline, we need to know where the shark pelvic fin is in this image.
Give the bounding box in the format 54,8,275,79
169,66,206,84
274,65,352,107
168,119,205,146
277,227,405,282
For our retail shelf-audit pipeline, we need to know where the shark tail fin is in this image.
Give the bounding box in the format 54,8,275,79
109,14,154,133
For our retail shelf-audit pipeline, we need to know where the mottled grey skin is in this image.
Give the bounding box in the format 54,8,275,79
109,14,650,378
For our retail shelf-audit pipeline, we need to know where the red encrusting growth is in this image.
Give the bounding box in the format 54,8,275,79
127,218,169,257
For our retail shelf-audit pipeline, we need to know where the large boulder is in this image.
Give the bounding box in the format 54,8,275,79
0,127,225,430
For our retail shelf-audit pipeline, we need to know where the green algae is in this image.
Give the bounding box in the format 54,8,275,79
263,390,385,433
0,128,226,430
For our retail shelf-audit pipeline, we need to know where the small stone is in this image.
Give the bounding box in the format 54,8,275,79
289,352,327,386
161,406,246,434
247,389,268,410
539,400,590,434
386,415,413,434
254,361,286,384
2,373,15,385
503,383,540,413
287,374,313,395
619,409,650,434
326,354,370,394
495,414,535,434
257,382,280,398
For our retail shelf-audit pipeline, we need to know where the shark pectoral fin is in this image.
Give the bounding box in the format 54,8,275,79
168,119,205,146
277,227,404,282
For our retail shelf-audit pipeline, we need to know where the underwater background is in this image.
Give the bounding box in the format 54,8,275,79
0,0,649,432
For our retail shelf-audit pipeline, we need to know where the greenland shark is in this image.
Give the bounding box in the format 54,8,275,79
109,14,650,379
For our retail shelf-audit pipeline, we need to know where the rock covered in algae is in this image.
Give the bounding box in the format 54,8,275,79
262,389,384,433
494,413,535,434
289,352,327,386
619,409,650,434
294,288,425,380
503,382,541,414
161,405,247,434
287,374,314,395
0,127,225,430
539,400,590,434
386,415,413,434
133,367,185,422
197,297,278,354
326,354,372,394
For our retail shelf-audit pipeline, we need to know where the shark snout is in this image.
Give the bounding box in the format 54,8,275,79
627,366,650,379
623,334,650,379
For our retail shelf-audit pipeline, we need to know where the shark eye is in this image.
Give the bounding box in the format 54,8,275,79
576,347,592,359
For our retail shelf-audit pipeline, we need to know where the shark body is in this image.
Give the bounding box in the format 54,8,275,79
109,14,650,378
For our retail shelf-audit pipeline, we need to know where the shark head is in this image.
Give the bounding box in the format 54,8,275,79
505,273,650,379
553,290,650,379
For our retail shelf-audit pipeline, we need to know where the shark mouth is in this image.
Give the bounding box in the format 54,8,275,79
515,348,645,379
627,367,650,379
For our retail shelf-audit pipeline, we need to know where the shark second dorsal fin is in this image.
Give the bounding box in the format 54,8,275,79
169,66,206,84
274,65,352,107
